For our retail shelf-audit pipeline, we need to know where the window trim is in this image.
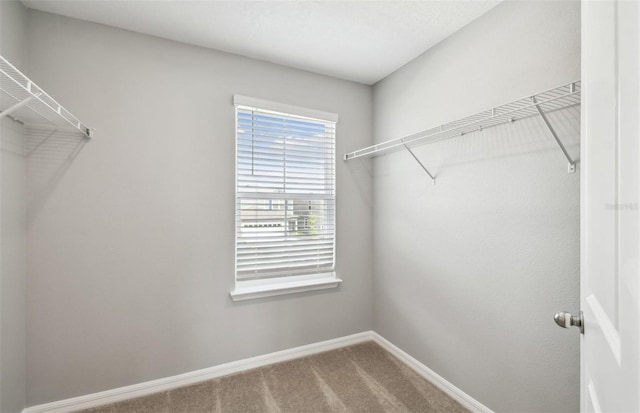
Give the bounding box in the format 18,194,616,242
233,95,339,123
230,272,342,301
231,95,339,301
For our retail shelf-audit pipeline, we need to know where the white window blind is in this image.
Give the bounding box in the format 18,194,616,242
235,99,336,282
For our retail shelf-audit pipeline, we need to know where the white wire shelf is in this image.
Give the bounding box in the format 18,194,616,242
344,81,581,177
0,55,93,138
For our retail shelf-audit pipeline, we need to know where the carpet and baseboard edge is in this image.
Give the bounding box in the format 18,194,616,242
22,331,493,413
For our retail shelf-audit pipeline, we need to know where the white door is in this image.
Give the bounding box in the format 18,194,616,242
581,1,639,412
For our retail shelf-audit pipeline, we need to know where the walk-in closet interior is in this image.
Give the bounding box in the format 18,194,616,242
1,0,592,412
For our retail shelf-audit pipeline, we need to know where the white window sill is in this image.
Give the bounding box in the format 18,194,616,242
230,273,342,301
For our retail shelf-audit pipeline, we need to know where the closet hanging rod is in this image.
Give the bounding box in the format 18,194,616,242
0,55,93,138
344,81,580,162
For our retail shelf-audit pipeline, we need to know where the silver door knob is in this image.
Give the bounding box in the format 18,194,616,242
554,311,584,334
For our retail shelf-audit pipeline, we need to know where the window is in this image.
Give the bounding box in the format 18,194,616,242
231,96,341,301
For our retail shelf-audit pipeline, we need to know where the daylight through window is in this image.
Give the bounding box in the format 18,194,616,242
235,98,337,283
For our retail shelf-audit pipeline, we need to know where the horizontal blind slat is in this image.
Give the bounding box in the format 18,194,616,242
238,246,334,256
238,157,330,168
237,145,335,158
237,154,333,165
237,234,335,241
238,252,334,266
238,238,334,248
237,117,335,135
237,260,335,273
237,149,334,161
237,129,334,141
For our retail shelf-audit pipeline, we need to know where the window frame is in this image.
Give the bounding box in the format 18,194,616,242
230,95,341,301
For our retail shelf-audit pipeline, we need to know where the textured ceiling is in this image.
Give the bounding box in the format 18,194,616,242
21,0,502,85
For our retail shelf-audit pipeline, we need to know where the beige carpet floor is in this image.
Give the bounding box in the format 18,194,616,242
77,341,468,413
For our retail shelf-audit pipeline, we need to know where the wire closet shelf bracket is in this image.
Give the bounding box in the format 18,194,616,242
344,81,581,183
0,55,93,138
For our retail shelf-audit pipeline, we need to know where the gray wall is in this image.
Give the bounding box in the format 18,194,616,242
0,1,28,412
17,2,581,409
25,11,373,405
371,1,580,412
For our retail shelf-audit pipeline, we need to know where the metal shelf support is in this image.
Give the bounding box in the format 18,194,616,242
0,94,39,120
532,96,576,174
402,142,436,184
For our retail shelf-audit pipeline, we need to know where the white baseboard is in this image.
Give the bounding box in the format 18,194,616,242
23,332,372,413
370,332,494,413
23,331,492,413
